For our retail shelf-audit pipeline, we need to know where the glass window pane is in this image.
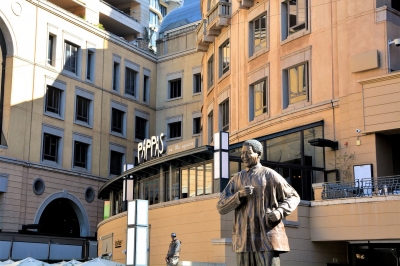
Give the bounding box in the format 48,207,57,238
298,0,306,24
197,165,204,195
189,167,196,197
154,177,159,204
289,1,297,28
181,169,188,198
266,132,301,164
205,163,212,194
172,169,180,200
303,126,324,168
229,161,239,178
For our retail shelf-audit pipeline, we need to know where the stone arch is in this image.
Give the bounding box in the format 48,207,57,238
0,10,17,56
34,190,91,237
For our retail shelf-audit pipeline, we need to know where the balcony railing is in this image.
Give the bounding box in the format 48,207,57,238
100,0,138,22
321,176,400,200
207,1,231,26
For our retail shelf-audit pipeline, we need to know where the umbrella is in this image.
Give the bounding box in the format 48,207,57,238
80,258,124,266
0,260,14,265
8,257,49,266
53,261,81,266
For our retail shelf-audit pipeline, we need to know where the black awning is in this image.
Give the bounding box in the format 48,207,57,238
98,145,213,199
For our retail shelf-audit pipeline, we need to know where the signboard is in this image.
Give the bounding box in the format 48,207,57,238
137,133,166,164
167,138,198,155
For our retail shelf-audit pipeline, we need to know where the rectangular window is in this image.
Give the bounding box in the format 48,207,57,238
111,108,124,134
42,133,59,162
150,11,159,26
168,121,181,139
282,0,307,39
193,73,201,93
74,141,88,168
254,79,267,117
143,75,149,102
208,56,214,88
193,117,201,135
46,86,61,115
208,111,213,143
86,50,94,81
160,5,167,16
125,68,137,97
64,41,78,73
135,116,147,140
76,96,89,123
393,0,400,12
113,62,120,91
169,79,181,99
181,169,188,198
110,150,123,175
250,14,267,55
48,35,54,66
220,100,229,132
288,63,308,104
219,40,230,76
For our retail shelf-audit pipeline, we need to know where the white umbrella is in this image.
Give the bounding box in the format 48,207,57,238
8,257,49,266
53,260,81,266
80,258,124,266
0,260,14,265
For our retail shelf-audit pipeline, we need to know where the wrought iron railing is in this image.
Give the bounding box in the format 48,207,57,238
321,176,400,200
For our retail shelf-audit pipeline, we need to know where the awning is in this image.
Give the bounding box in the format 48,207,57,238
98,145,213,199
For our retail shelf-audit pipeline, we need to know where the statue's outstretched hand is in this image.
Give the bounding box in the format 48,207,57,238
238,185,254,198
268,210,282,222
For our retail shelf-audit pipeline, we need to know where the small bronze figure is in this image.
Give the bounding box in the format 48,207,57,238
217,140,300,266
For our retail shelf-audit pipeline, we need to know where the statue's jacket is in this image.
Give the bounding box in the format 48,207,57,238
217,163,300,253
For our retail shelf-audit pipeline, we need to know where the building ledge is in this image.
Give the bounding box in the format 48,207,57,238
311,194,400,206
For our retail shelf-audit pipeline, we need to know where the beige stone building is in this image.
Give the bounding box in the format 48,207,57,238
97,0,400,266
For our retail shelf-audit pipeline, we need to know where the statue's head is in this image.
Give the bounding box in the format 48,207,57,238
241,140,263,168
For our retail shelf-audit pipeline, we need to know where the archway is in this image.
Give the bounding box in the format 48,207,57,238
34,191,91,237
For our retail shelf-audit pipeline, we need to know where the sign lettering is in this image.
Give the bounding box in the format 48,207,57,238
137,133,166,164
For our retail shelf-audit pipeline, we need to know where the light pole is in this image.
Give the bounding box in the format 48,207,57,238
387,38,400,73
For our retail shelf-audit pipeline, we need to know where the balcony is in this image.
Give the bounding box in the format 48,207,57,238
99,0,142,38
206,1,231,35
196,20,215,52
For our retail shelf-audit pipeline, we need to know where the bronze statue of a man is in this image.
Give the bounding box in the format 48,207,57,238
217,139,300,266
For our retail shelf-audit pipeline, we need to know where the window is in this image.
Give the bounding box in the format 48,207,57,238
112,108,124,134
160,5,167,16
45,86,61,115
48,35,55,66
143,176,160,205
125,67,137,97
250,14,267,56
86,50,94,81
41,124,63,166
143,75,149,103
109,143,126,176
135,116,148,140
281,0,308,40
393,0,400,12
208,111,213,143
193,117,201,135
113,62,120,91
180,162,213,199
219,40,230,77
150,11,159,26
74,141,88,168
220,100,229,132
64,41,79,73
110,101,127,137
193,73,201,93
287,63,308,105
208,56,214,88
43,133,59,162
75,96,89,123
110,150,123,175
169,79,181,99
250,79,267,120
168,121,181,139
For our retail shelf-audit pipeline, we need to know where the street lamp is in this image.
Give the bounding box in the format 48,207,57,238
387,38,400,73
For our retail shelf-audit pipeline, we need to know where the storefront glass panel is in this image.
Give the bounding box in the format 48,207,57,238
197,165,204,195
172,169,180,200
266,132,301,164
181,169,188,198
189,167,196,197
304,126,324,168
205,163,212,194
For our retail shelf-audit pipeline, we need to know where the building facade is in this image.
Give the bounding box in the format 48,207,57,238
97,0,400,266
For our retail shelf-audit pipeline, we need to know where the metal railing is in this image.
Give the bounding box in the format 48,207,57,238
321,176,400,200
207,1,231,26
100,0,139,22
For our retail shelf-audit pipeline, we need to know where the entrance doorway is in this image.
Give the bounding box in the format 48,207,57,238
38,198,80,237
349,243,399,266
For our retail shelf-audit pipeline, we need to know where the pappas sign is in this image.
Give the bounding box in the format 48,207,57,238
137,133,166,164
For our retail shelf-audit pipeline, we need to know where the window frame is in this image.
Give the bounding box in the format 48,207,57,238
125,67,138,98
208,110,214,143
135,110,150,141
74,87,94,128
193,73,202,94
86,48,95,82
208,55,214,89
44,78,66,120
110,101,127,138
219,39,230,77
41,124,64,167
143,68,151,104
47,34,55,67
283,62,309,109
166,115,183,141
281,0,310,43
168,78,182,99
219,99,229,132
64,41,79,74
72,133,92,172
249,78,268,121
192,111,201,136
249,13,268,57
112,54,121,92
109,143,126,176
